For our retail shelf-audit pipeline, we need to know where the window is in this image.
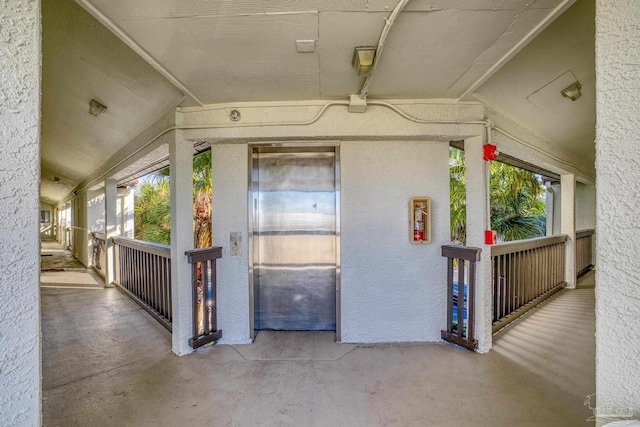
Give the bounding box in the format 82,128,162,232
40,210,51,223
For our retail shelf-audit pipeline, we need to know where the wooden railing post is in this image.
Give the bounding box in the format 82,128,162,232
441,245,482,351
185,247,223,349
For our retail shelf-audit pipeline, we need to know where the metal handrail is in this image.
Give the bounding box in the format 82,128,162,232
576,229,595,239
91,232,106,241
111,236,170,258
491,234,567,257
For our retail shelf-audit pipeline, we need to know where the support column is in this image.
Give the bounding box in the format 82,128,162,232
560,174,576,289
170,131,194,356
0,0,41,424
123,190,135,238
104,179,117,286
595,1,640,420
545,183,554,236
464,135,492,353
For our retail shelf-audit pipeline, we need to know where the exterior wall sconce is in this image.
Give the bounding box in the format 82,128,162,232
352,47,376,76
561,81,582,101
89,99,108,116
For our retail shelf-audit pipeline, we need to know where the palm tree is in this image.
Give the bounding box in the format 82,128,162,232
449,147,467,244
489,161,546,241
449,147,546,244
133,150,213,248
192,150,212,248
134,176,171,244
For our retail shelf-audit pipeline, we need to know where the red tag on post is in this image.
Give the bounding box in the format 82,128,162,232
483,144,498,161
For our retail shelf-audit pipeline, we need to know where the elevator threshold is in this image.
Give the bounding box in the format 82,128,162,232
234,331,354,361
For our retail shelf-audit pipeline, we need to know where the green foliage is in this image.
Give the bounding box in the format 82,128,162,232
489,161,546,241
133,150,213,248
449,148,467,244
449,147,546,244
193,151,212,248
134,176,171,244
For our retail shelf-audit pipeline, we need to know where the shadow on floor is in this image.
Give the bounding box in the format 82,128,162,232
41,239,86,270
493,270,596,424
40,239,104,289
42,273,596,427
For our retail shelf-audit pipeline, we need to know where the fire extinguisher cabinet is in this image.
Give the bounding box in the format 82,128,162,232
410,197,431,244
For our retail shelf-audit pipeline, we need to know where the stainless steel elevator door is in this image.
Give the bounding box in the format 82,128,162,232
253,147,337,331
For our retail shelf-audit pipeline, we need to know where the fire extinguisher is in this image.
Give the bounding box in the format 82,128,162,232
414,205,425,241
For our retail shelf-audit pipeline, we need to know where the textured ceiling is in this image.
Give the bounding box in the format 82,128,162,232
475,0,595,166
42,0,593,203
41,0,184,203
80,0,569,104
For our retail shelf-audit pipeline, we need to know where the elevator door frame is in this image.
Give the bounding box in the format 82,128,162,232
248,142,341,341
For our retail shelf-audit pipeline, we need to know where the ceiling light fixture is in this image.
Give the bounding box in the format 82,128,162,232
561,81,582,101
89,99,108,116
352,47,376,77
53,177,60,184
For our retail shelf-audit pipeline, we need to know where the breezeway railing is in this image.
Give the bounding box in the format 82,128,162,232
576,229,595,277
90,232,107,278
441,245,482,351
112,236,172,332
186,247,223,349
491,235,567,333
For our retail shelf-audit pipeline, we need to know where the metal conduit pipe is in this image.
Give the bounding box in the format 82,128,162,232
70,101,592,196
72,100,485,195
71,101,349,195
485,119,493,231
359,0,412,99
367,100,487,125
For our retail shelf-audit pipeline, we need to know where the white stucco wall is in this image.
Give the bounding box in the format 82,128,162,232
595,0,640,420
212,143,251,344
0,0,41,425
87,189,105,232
341,140,449,342
576,182,596,231
549,182,595,235
71,191,89,266
118,190,135,238
213,141,449,344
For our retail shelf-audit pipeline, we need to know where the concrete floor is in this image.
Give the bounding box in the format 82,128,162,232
41,244,596,426
41,239,86,270
40,239,104,290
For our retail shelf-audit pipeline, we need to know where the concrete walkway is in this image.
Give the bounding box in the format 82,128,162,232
41,239,86,270
40,239,104,290
493,271,596,422
42,273,596,427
